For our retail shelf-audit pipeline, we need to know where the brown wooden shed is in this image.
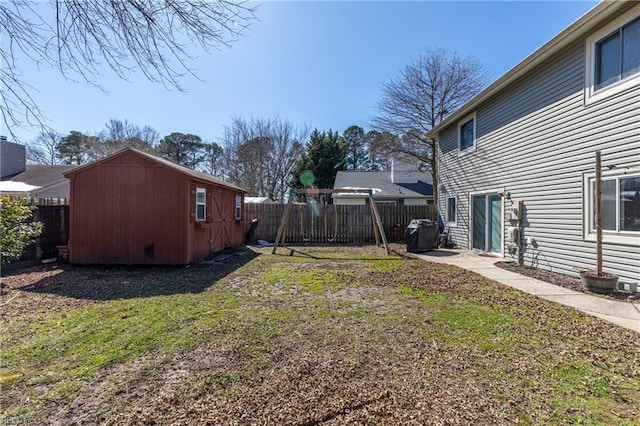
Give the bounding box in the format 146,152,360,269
64,148,247,265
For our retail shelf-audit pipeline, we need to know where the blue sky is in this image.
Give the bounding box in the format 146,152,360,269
4,1,599,145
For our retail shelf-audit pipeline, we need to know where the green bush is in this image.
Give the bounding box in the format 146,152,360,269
0,196,43,265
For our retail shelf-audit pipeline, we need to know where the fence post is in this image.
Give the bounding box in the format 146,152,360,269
33,206,43,260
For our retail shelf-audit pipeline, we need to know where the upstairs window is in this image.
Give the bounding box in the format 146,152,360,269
595,17,640,90
585,7,640,104
458,114,476,154
196,188,206,221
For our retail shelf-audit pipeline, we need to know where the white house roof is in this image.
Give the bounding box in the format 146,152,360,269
427,1,630,139
245,197,275,204
0,181,40,193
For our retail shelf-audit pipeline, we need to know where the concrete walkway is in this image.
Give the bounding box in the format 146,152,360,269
413,249,640,334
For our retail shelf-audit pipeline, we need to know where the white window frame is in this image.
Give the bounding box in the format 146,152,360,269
235,195,242,220
457,113,476,156
446,195,457,227
196,187,206,222
584,5,640,105
582,168,640,244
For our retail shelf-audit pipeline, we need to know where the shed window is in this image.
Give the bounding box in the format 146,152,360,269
595,17,640,90
235,195,242,220
196,188,206,221
446,196,457,225
458,114,476,154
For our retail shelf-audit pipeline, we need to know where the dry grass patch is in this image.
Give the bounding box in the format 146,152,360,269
1,244,638,424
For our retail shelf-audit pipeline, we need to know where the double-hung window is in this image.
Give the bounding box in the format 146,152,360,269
585,7,640,103
196,188,206,221
585,173,640,237
458,113,476,155
595,17,640,90
235,195,242,220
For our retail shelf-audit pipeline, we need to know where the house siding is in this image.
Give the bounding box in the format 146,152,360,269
29,181,70,199
438,17,640,288
1,140,26,178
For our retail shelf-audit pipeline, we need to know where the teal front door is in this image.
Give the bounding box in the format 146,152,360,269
472,194,502,254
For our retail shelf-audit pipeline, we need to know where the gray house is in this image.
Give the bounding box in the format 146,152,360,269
1,138,26,179
333,159,434,206
427,1,639,291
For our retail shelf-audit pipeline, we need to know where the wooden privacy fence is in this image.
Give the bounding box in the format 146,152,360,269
8,198,69,263
245,203,437,244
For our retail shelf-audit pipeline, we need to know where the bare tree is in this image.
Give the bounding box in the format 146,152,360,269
222,116,308,202
371,48,490,204
91,118,159,160
25,129,62,164
1,0,257,140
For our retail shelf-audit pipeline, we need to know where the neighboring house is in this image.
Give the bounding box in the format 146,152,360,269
333,160,434,206
427,1,640,290
64,148,247,265
1,138,76,198
1,165,77,198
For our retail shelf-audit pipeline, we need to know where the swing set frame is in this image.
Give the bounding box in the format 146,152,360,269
271,188,390,254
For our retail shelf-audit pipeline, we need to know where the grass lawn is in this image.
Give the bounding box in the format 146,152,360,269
1,244,639,424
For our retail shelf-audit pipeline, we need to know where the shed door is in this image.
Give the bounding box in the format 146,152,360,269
472,194,502,254
210,190,235,250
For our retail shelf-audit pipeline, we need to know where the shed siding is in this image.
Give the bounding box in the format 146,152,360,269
69,161,189,265
69,153,191,265
187,183,245,260
438,30,640,286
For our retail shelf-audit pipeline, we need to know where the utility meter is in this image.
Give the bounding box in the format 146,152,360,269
506,200,522,221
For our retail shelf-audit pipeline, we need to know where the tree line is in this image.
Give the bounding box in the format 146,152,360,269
26,116,402,202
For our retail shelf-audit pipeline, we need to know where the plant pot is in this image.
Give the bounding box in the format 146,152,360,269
579,270,618,294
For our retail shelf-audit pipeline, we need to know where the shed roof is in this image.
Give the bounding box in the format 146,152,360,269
427,1,631,138
65,148,246,193
333,171,433,198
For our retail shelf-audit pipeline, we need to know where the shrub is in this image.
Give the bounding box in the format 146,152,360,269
0,196,43,265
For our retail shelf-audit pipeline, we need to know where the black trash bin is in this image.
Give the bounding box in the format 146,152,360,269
405,219,439,253
245,218,260,244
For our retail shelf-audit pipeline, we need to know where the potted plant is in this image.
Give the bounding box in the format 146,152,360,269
580,151,618,294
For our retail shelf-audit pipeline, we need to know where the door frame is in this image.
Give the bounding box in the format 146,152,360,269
469,188,505,256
